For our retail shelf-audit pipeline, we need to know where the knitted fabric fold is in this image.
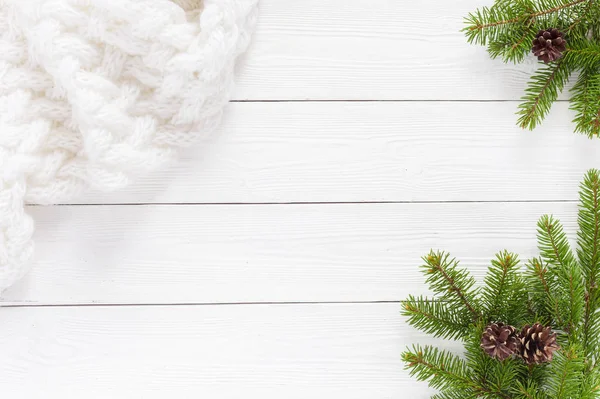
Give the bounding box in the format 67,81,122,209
0,0,258,291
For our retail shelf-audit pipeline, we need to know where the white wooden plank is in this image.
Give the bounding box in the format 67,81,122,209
0,303,458,399
233,0,562,100
75,102,600,205
1,201,580,305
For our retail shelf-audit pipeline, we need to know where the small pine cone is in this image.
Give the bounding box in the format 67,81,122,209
519,323,560,364
532,28,566,63
480,323,520,361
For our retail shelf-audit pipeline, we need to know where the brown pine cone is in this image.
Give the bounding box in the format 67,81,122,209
532,28,567,63
480,323,520,361
519,323,560,364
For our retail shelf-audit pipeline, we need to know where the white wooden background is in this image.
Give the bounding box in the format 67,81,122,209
3,0,600,397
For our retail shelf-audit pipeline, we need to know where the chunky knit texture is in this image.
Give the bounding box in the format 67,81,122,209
0,0,258,292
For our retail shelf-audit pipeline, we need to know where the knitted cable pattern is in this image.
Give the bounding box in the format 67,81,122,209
0,0,258,292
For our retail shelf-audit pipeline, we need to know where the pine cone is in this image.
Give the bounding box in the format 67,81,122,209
532,28,566,63
480,323,520,361
519,323,560,364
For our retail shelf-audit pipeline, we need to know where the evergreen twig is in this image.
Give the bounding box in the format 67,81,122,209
464,0,600,137
403,169,600,398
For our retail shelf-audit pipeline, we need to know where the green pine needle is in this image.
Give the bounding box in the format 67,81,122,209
536,214,585,333
421,251,482,321
402,345,471,392
402,295,472,340
481,251,528,325
570,65,600,137
546,345,585,398
577,169,600,359
517,59,573,130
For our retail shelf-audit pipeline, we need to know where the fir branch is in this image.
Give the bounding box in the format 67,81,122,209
463,1,535,47
564,261,586,333
579,367,600,398
586,5,600,40
403,346,472,392
508,27,537,61
481,251,527,325
570,65,600,137
470,0,584,30
578,169,600,356
546,346,585,398
404,345,512,399
404,171,600,398
566,0,594,33
567,40,600,137
464,0,588,44
582,298,600,363
564,39,600,69
536,215,585,332
421,251,482,321
402,296,472,341
486,358,525,397
517,58,573,130
464,0,600,135
489,27,537,63
526,257,562,326
514,381,551,399
537,215,577,273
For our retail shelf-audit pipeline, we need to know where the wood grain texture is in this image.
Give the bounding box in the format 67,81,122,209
1,201,580,305
5,0,590,397
0,303,458,399
232,0,568,100
75,102,600,205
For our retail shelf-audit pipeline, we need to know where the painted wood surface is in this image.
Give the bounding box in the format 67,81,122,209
1,201,579,305
1,0,590,397
232,0,569,100
0,304,458,399
76,102,600,205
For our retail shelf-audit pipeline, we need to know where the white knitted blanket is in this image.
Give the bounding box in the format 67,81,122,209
0,0,258,292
